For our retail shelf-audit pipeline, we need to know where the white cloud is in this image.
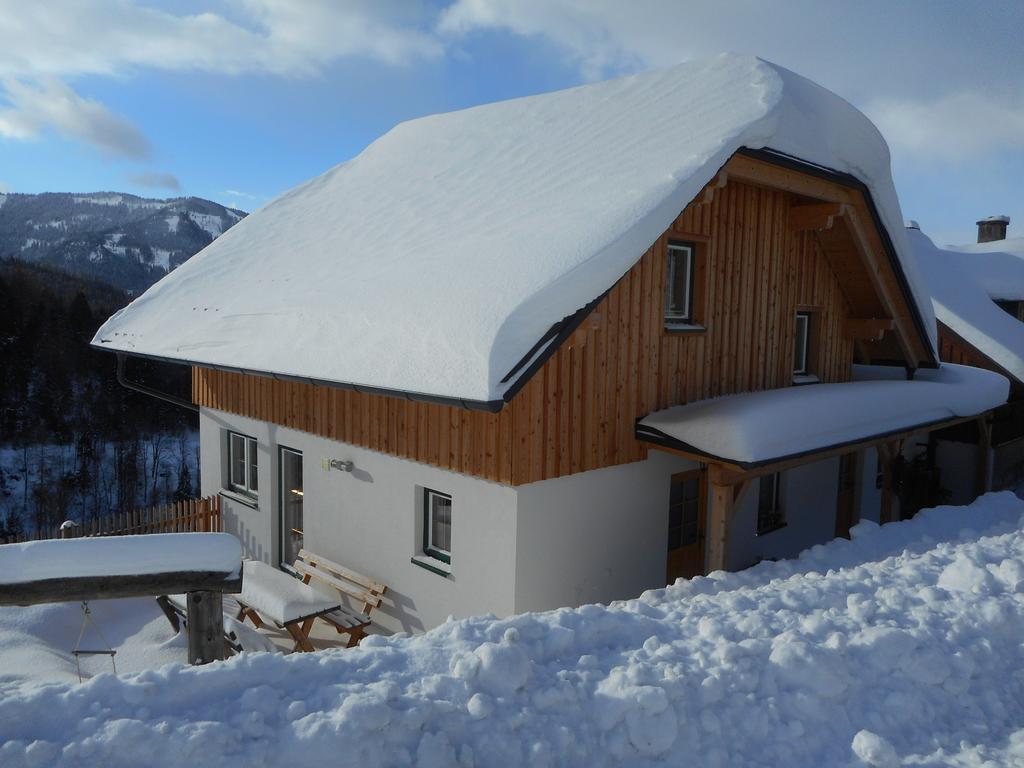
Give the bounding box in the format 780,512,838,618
438,0,1024,163
0,180,9,192
0,77,150,159
128,171,181,191
867,92,1024,163
0,0,442,158
0,0,441,80
225,189,259,200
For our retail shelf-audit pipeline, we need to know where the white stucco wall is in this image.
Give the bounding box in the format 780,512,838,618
513,450,698,614
199,408,518,634
727,456,841,570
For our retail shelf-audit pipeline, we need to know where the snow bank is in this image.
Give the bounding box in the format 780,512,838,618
2,493,1024,766
0,533,241,585
910,228,1024,383
93,53,934,403
637,363,1007,465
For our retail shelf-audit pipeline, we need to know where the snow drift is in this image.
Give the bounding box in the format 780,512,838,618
93,53,935,403
2,492,1024,766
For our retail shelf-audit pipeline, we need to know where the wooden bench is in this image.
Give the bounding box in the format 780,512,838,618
291,549,387,648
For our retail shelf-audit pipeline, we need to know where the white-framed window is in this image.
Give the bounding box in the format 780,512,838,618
228,431,258,497
423,488,452,564
664,240,696,325
793,311,812,376
756,473,785,535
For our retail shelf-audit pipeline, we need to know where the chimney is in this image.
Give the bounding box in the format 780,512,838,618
977,215,1010,243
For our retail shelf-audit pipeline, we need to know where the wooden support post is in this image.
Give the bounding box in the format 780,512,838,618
706,465,737,573
877,440,900,525
186,590,225,665
976,415,993,497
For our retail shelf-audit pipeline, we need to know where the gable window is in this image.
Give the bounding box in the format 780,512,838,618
228,431,258,497
664,240,697,325
423,489,452,564
756,473,785,535
793,311,812,377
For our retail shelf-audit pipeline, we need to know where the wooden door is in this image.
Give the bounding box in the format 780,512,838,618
834,452,859,538
667,469,707,582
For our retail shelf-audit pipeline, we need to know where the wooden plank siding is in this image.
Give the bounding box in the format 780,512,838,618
194,174,860,486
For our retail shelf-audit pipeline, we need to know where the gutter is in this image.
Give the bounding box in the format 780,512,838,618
116,353,199,412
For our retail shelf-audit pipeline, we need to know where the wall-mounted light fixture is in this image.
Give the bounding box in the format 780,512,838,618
322,458,354,473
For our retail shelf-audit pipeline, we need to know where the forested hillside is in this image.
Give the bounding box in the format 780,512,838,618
0,259,198,537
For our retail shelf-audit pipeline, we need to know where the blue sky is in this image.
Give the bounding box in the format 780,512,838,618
0,1,1021,245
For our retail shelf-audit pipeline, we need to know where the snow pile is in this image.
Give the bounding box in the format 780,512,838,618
0,533,242,584
910,227,1024,383
93,53,934,403
637,362,1007,465
0,599,190,691
2,493,1024,766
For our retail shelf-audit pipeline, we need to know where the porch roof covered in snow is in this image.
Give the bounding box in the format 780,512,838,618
92,53,937,409
636,364,1009,472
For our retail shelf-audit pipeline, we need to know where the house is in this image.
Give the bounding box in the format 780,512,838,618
908,218,1024,500
92,54,1008,634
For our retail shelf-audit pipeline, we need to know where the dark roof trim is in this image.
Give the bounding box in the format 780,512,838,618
636,413,973,471
92,342,506,413
736,147,938,368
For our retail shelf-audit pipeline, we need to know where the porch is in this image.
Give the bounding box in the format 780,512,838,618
638,363,1009,573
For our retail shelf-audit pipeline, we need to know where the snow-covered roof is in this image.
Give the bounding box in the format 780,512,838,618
909,229,1024,383
637,364,1008,467
93,53,935,405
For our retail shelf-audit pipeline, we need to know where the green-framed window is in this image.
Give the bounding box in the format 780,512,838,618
228,431,258,497
664,240,697,325
423,488,452,564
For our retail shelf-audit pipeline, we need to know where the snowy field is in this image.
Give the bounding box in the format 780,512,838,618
2,493,1024,767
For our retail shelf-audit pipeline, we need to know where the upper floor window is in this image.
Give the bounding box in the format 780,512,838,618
793,311,812,377
664,240,696,325
229,431,258,497
423,488,452,564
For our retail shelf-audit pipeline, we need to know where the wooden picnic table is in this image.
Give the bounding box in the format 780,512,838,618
234,560,341,652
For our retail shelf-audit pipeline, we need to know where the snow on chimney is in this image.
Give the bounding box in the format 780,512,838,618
977,215,1010,243
904,219,920,230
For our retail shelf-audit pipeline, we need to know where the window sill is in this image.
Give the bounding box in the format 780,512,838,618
411,555,452,578
664,322,706,334
219,488,258,509
756,522,788,537
792,374,820,386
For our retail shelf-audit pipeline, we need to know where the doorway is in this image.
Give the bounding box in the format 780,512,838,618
279,447,304,568
667,469,707,582
834,452,859,539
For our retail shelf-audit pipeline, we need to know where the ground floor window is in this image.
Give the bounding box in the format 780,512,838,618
757,473,785,535
423,489,452,564
280,447,303,568
228,431,258,497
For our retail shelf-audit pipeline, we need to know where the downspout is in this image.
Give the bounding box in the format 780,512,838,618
116,353,199,412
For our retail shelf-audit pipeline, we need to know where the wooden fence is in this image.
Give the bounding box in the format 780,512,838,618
10,496,222,542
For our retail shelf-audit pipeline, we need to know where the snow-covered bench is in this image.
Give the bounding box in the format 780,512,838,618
157,593,274,654
291,549,387,648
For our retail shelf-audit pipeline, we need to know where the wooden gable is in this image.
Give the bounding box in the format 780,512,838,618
193,151,932,485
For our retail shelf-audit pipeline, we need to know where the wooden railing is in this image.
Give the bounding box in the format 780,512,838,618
10,496,222,542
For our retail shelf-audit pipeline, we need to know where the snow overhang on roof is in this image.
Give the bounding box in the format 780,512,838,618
92,53,936,406
909,229,1024,385
636,364,1008,469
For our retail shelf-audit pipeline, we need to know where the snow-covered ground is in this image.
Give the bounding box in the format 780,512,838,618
1,492,1024,766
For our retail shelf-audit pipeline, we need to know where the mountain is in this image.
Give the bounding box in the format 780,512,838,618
0,192,247,294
